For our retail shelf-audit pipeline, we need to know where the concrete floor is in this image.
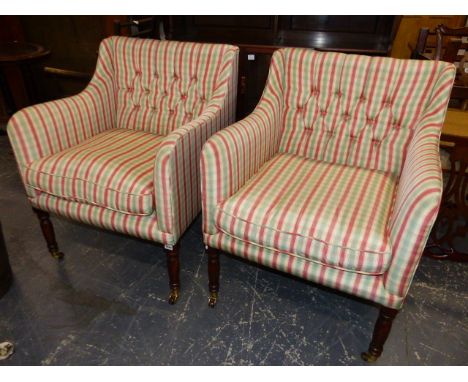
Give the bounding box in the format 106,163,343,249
0,134,467,365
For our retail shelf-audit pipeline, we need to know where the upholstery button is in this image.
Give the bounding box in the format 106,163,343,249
335,91,342,98
320,110,327,116
297,105,303,111
144,88,150,94
343,112,350,120
151,106,157,111
186,112,193,118
192,76,197,81
163,91,168,96
135,70,141,76
169,109,174,114
360,95,366,102
200,96,206,102
134,104,140,109
181,93,187,100
173,74,179,80
372,139,381,145
349,135,357,139
326,130,334,136
128,88,134,93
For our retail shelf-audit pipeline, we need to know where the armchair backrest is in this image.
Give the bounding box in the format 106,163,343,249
272,48,453,175
98,36,238,136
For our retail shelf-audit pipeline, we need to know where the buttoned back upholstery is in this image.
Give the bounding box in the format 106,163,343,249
272,48,450,175
107,37,237,135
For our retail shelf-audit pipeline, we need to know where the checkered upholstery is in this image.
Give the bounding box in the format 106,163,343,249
25,129,164,215
8,37,239,245
215,153,397,275
202,48,455,309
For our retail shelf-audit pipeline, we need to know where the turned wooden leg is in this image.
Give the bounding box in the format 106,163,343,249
361,306,399,363
33,208,64,260
165,243,180,305
207,246,219,308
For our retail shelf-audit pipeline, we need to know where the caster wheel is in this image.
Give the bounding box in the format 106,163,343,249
0,341,14,360
168,288,180,305
208,291,218,308
361,351,379,363
50,250,64,260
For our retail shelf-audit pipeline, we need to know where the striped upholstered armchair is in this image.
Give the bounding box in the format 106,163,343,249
201,48,455,361
8,37,238,304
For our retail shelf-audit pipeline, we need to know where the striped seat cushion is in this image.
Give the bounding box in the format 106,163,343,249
215,153,397,275
25,129,164,215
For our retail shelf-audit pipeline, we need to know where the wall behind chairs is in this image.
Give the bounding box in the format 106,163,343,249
3,15,465,126
18,15,109,100
0,16,125,126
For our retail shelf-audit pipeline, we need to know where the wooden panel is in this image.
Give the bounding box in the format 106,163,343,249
237,49,273,119
288,15,379,34
19,16,104,74
192,15,273,29
170,15,398,55
391,15,467,59
18,16,109,100
169,15,278,45
277,16,397,54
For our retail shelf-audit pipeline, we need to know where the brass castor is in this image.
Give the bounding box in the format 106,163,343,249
361,351,379,363
168,288,180,305
208,291,218,308
50,249,64,260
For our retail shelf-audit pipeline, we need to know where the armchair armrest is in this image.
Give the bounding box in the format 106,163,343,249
384,63,456,300
201,83,284,235
7,38,116,179
154,47,239,242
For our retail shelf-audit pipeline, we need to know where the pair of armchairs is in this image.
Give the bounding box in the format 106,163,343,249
7,36,455,362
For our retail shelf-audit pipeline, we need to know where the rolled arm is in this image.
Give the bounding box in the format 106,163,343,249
7,38,116,177
384,63,456,299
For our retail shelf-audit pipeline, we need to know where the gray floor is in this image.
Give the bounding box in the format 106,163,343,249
0,134,467,366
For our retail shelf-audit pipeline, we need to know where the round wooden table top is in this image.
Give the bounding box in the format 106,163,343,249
0,41,50,63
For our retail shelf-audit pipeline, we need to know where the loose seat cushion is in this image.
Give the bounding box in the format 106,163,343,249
25,129,164,215
215,153,397,275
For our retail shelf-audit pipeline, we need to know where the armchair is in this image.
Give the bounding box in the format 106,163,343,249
201,48,455,361
7,36,238,304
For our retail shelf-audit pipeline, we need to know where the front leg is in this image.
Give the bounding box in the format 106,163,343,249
361,306,399,363
207,246,220,308
165,243,180,305
32,208,64,260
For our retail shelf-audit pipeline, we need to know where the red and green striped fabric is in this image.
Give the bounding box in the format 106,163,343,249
25,129,164,215
8,37,239,245
201,48,455,309
278,49,445,177
215,153,397,275
113,38,233,136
